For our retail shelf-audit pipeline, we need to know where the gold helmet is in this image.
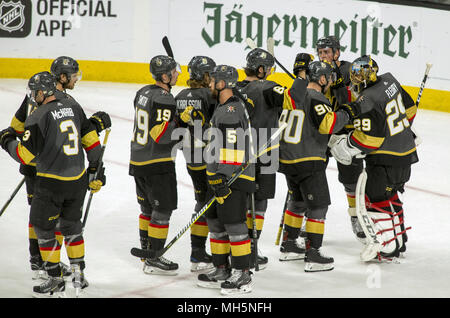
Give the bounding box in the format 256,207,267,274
350,55,379,93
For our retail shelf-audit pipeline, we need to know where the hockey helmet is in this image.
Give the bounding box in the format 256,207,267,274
350,55,378,93
28,71,56,98
316,36,341,52
293,53,314,74
308,60,334,84
51,56,81,80
149,55,181,82
188,56,216,81
210,65,239,89
246,48,275,74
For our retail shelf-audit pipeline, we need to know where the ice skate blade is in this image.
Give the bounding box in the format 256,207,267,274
143,266,178,276
220,283,252,295
197,281,222,289
304,262,334,272
191,262,214,272
32,291,67,298
279,252,305,261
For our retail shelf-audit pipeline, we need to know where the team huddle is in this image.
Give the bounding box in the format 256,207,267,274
0,35,418,297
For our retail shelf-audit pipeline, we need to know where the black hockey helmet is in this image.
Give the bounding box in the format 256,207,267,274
51,56,81,79
149,55,181,82
350,55,378,93
316,35,341,52
188,56,216,81
246,48,275,74
308,60,334,84
28,71,56,98
210,65,239,89
293,53,314,74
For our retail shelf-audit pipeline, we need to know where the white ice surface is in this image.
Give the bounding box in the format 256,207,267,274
0,79,449,298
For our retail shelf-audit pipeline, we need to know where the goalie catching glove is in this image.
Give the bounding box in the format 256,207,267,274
89,111,111,133
208,173,232,204
88,163,106,193
329,134,365,165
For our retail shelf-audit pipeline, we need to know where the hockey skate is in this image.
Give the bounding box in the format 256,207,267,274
190,247,214,272
71,264,89,297
220,269,252,295
30,256,47,280
143,256,178,276
197,264,231,289
279,238,306,261
351,216,367,244
304,248,334,272
32,276,66,298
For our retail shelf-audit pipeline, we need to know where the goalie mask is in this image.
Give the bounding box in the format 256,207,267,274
188,56,216,81
150,55,181,83
350,55,379,93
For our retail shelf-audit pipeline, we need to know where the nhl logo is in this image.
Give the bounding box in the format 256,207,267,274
0,1,25,33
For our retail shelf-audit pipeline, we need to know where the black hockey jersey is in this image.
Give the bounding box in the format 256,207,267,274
129,85,179,176
6,94,101,192
175,87,215,168
206,95,255,193
349,72,418,166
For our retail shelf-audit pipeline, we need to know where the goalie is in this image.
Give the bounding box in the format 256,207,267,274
329,55,418,260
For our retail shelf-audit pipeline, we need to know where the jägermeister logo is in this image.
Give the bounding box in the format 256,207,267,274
201,2,413,58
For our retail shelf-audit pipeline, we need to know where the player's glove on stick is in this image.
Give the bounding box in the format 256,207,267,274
90,111,112,133
208,173,232,204
88,164,106,193
339,101,361,120
293,53,314,74
330,62,345,89
0,127,16,151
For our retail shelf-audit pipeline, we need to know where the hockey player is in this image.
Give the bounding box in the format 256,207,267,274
0,71,105,297
235,48,279,269
197,65,255,295
8,56,110,281
278,60,361,271
130,55,187,275
329,55,417,259
175,55,217,272
316,36,365,241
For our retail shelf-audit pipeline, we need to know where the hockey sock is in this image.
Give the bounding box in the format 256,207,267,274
64,233,85,267
139,213,151,249
230,237,251,270
148,221,169,251
39,238,61,277
305,218,325,249
246,211,264,239
190,215,209,249
28,224,41,260
55,231,64,246
283,209,304,240
209,234,231,267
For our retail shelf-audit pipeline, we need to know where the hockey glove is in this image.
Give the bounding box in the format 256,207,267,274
330,63,345,89
89,111,111,133
339,101,361,119
0,127,16,151
88,164,106,193
329,134,364,165
293,53,314,75
208,174,232,205
180,106,205,126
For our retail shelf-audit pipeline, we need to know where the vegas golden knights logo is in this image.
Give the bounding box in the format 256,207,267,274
0,0,31,37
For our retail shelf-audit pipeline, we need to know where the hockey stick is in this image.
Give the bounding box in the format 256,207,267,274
355,169,382,262
245,37,296,80
82,128,111,232
410,63,432,146
250,193,259,271
130,122,289,260
162,36,174,58
275,191,289,246
0,177,26,217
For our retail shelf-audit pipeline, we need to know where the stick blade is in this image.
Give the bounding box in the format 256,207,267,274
130,247,158,259
267,37,275,56
162,36,174,58
245,37,258,50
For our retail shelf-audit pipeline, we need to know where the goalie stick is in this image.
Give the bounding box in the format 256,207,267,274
130,122,289,260
245,37,296,80
355,169,382,262
82,128,111,232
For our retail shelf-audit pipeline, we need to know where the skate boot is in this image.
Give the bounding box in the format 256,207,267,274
60,262,73,280
71,264,89,297
304,247,334,272
197,264,231,289
220,269,252,295
190,247,214,272
279,238,306,261
249,242,268,270
33,276,66,298
143,256,178,276
351,216,366,244
30,255,47,280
